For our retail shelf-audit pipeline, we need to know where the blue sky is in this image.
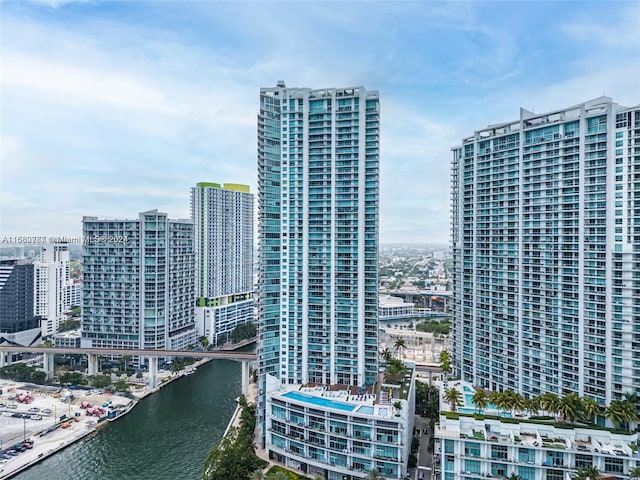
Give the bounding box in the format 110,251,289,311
1,1,638,244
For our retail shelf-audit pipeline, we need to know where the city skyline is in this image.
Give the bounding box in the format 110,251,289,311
2,1,639,244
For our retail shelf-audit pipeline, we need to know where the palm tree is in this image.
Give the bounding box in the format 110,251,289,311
628,466,640,480
198,335,209,350
572,466,601,480
604,400,626,429
623,392,639,431
557,393,581,424
471,389,488,414
271,472,289,480
494,391,512,414
510,392,526,416
365,468,384,480
443,388,463,412
580,397,600,424
523,397,539,417
379,348,392,364
393,400,403,416
488,391,502,413
507,474,522,480
249,470,265,480
439,349,452,375
394,338,406,360
121,354,131,374
540,392,560,416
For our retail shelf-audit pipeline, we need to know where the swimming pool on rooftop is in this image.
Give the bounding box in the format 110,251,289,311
283,391,356,412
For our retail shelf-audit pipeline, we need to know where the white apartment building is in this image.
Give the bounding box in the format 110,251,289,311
81,210,196,352
450,97,640,404
434,382,639,480
191,182,254,346
34,243,71,336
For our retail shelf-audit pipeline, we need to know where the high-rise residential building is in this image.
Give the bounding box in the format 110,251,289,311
191,182,254,346
450,97,640,404
35,243,71,336
81,210,196,352
0,259,42,355
258,83,413,480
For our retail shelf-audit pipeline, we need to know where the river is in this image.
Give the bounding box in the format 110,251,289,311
13,359,241,480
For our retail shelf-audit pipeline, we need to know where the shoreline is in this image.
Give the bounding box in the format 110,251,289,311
0,358,211,480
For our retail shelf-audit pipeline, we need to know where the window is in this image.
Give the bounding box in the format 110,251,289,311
575,454,593,467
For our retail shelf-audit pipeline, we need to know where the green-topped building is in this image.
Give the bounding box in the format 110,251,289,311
191,182,254,346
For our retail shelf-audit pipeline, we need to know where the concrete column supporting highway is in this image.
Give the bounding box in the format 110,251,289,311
148,356,158,389
87,353,98,376
241,360,249,396
43,352,55,379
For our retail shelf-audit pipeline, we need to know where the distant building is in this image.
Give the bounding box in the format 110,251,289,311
450,97,640,403
0,259,42,359
379,295,415,320
191,182,254,346
81,210,196,352
53,328,81,348
65,280,81,309
34,243,71,336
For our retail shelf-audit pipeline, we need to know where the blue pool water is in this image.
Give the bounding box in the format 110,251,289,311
463,386,474,393
458,407,512,418
283,392,356,412
358,406,374,415
465,394,498,410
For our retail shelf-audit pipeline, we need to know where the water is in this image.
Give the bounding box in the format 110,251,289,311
13,359,241,480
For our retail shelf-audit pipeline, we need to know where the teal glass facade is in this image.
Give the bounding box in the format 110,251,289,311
257,83,380,423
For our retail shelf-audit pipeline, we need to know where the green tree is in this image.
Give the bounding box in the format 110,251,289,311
580,397,600,424
572,466,601,480
114,379,128,392
510,392,526,416
379,348,392,364
540,392,560,416
439,350,451,375
628,466,640,480
199,336,210,350
557,393,581,424
365,468,384,480
393,400,402,416
443,388,462,412
523,396,540,417
88,374,112,388
394,338,406,360
121,355,132,374
249,470,265,480
507,474,523,480
604,400,626,429
470,389,488,414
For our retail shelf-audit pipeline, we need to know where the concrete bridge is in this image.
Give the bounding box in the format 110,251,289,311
0,346,256,394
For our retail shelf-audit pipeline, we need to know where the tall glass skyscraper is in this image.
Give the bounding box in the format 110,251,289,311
450,97,640,405
258,82,380,389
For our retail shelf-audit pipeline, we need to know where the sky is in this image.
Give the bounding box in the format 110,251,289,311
1,1,639,244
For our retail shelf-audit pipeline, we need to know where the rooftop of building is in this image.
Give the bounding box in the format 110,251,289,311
268,364,415,420
437,380,639,458
53,328,81,339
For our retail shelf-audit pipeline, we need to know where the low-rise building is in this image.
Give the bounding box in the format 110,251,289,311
53,328,81,348
434,381,640,479
264,365,415,479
